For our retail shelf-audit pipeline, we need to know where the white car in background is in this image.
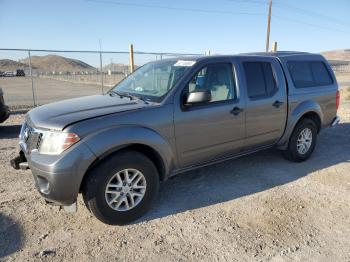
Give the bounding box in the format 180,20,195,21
3,71,15,77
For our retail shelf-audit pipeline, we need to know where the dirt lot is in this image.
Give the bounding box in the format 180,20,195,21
0,77,104,108
0,90,350,261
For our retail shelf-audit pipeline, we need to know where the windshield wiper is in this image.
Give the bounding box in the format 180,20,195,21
128,94,149,104
109,91,148,103
109,91,133,99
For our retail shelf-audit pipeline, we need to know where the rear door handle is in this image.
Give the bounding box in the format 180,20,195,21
272,100,284,108
230,107,243,116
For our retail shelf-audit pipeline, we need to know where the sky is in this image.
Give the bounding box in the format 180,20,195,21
0,0,349,66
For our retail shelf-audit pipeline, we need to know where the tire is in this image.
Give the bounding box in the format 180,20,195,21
282,118,318,162
82,150,159,225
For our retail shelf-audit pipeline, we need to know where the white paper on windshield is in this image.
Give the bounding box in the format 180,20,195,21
174,60,196,67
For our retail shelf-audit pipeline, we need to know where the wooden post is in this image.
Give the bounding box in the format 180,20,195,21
265,0,272,52
272,41,277,52
129,44,135,73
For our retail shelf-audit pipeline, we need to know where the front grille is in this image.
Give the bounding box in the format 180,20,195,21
21,122,43,153
36,133,43,149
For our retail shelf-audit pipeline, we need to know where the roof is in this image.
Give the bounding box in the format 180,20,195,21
156,51,321,64
238,51,312,57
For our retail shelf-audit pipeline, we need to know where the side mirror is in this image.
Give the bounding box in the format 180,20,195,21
186,90,211,105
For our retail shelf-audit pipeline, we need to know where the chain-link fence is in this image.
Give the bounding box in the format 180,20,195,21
0,48,202,109
1,48,349,110
328,60,350,89
329,60,350,73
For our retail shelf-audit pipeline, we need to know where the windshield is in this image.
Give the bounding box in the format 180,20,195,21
110,60,195,102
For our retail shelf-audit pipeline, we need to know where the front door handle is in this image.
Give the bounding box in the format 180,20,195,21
272,100,284,108
230,107,243,116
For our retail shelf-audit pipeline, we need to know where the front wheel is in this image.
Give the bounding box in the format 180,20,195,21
282,118,318,162
82,150,159,225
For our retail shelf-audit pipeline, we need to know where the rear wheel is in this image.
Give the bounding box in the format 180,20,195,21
82,150,159,225
283,118,318,162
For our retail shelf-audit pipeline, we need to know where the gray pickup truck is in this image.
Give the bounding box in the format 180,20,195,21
11,52,340,225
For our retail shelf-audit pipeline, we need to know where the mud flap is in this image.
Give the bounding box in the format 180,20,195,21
61,202,77,213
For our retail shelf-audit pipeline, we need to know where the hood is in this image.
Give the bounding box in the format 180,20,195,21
27,94,151,130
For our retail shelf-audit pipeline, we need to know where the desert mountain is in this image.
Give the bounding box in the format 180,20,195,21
20,54,96,73
321,49,350,61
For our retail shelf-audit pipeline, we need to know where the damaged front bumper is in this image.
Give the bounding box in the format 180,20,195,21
10,141,96,213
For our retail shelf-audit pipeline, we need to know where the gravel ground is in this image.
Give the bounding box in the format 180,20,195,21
0,77,102,108
0,92,350,261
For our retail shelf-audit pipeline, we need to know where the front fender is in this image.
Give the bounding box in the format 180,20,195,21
277,100,323,149
83,125,175,178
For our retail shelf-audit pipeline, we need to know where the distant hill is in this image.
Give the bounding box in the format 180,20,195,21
321,49,350,61
0,59,31,71
20,54,96,73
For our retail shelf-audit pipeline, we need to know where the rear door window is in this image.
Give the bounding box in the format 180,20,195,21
243,61,277,99
262,62,277,94
288,61,333,88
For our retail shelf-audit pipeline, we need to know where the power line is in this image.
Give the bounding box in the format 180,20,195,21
273,14,350,34
84,0,350,34
272,0,350,27
83,0,265,16
228,0,350,27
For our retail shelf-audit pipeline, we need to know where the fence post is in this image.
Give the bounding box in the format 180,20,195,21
272,41,278,52
129,44,135,73
28,50,36,107
99,47,104,94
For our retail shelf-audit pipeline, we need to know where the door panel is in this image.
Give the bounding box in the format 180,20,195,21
174,62,245,168
174,103,245,167
240,58,287,150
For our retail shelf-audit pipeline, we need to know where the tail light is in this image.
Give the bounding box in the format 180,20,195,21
336,90,340,111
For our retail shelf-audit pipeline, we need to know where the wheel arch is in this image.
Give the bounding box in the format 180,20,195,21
298,111,321,133
80,143,168,193
97,143,166,178
79,126,176,192
277,100,323,149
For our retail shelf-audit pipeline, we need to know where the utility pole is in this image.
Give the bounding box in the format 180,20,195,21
129,44,135,73
265,0,272,52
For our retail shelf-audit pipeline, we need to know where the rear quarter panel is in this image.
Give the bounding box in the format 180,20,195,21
277,54,338,148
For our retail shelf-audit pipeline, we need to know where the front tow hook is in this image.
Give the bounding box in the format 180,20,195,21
19,162,29,170
10,153,28,170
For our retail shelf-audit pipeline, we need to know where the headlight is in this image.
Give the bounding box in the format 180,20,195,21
38,131,80,155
